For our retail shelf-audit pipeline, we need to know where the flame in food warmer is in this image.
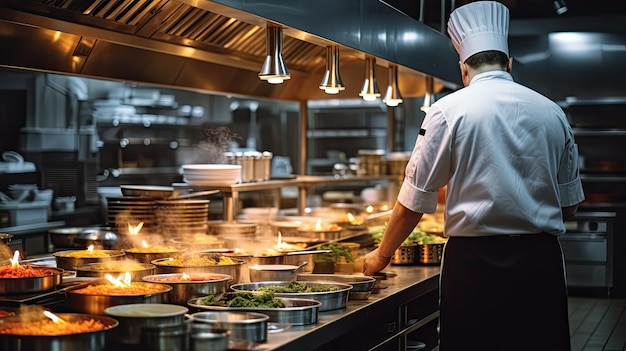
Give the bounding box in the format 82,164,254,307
43,311,67,325
141,240,149,248
366,205,375,213
347,212,364,225
9,250,20,269
180,272,191,281
128,222,144,236
87,245,95,253
233,248,247,255
315,218,323,231
105,272,132,287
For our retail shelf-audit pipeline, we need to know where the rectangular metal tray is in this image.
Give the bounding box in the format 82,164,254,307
187,296,321,325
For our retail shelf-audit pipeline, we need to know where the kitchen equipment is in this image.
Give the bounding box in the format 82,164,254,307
75,261,156,281
155,199,210,236
248,263,307,282
188,295,321,325
182,164,242,186
142,273,232,306
297,273,376,300
106,196,157,233
123,247,187,264
0,233,12,245
104,303,188,345
73,227,119,249
120,185,219,199
296,224,342,241
64,281,173,315
187,311,269,343
48,227,85,248
151,255,245,285
230,281,352,311
391,245,418,265
141,321,190,351
53,249,125,270
189,327,229,351
0,266,63,295
417,243,444,265
0,313,118,351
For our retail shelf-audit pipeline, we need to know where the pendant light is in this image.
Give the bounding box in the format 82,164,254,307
319,45,345,94
258,23,290,84
359,56,380,101
383,64,403,107
420,75,435,112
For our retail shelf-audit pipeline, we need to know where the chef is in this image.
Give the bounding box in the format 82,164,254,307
363,1,584,350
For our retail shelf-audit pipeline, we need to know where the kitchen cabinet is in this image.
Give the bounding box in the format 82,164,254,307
174,175,402,221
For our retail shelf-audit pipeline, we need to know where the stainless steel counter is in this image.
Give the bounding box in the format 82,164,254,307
259,265,441,351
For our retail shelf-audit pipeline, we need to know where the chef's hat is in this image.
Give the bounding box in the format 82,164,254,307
447,1,509,63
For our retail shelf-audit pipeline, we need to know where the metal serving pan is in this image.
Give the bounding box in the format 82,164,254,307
229,281,352,312
187,295,321,325
0,266,63,295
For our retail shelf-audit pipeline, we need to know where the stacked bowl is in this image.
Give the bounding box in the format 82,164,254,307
182,164,241,186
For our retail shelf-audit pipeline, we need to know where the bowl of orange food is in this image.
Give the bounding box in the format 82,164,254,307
53,249,125,271
142,272,232,305
0,312,118,350
0,264,63,294
64,279,173,315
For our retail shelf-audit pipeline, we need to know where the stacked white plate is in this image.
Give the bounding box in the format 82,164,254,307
182,164,241,186
155,199,210,235
106,197,157,232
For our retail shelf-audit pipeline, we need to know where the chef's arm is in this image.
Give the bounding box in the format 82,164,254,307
377,202,424,258
562,204,579,221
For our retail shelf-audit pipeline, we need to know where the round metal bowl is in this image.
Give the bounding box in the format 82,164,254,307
75,261,156,281
230,281,352,312
188,295,321,326
188,311,269,343
206,221,257,235
64,281,173,315
49,227,84,249
297,273,376,300
74,227,119,250
248,264,307,283
0,265,63,295
296,226,342,241
53,249,125,271
151,255,245,285
0,313,118,351
104,303,188,345
142,273,232,306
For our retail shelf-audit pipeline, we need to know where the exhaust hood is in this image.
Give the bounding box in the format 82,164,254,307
0,0,460,101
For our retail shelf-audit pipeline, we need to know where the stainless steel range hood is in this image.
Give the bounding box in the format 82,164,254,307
0,0,460,101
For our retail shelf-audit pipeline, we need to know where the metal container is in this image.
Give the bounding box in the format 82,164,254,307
230,281,352,312
64,281,173,315
142,273,232,306
53,249,125,271
296,227,342,241
104,303,188,345
141,321,190,351
75,262,156,281
206,221,257,235
248,263,307,282
297,273,376,300
48,227,84,248
151,256,245,285
390,245,418,265
0,233,12,245
188,311,269,343
0,313,118,351
123,248,187,264
188,296,321,326
0,266,63,295
74,227,119,249
417,243,444,265
189,327,229,351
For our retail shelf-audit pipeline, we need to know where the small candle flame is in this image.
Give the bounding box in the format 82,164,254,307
347,212,355,222
87,245,95,253
43,311,67,325
128,222,144,235
234,248,246,254
9,250,20,269
105,272,132,287
275,232,283,250
141,240,148,248
315,218,323,231
180,272,191,281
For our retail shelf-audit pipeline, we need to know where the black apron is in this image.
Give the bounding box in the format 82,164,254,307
439,233,571,351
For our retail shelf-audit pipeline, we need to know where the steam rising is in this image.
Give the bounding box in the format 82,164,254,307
199,127,241,163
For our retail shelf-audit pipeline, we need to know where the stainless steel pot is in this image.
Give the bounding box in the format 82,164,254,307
75,262,156,281
151,255,245,285
64,281,173,315
123,248,187,264
48,227,84,249
142,273,232,306
188,311,269,344
248,263,307,282
0,266,63,295
104,303,188,345
53,249,125,270
0,313,118,351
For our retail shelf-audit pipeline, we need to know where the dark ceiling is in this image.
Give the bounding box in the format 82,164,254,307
385,0,626,34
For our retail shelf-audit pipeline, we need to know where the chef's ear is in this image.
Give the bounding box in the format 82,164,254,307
507,58,513,73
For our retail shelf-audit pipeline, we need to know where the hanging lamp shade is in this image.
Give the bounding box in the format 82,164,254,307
383,64,403,107
319,46,345,94
258,24,290,84
420,75,435,112
359,56,380,101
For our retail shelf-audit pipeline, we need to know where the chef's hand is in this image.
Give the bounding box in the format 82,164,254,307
362,248,391,276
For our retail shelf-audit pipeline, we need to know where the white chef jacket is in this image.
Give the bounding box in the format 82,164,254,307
398,70,585,237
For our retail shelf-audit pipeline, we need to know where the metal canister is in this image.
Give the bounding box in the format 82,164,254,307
240,152,256,182
253,151,272,181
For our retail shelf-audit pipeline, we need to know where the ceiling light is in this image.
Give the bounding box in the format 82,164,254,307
383,64,403,107
420,75,435,112
553,0,568,15
319,46,345,94
359,56,381,101
258,23,290,84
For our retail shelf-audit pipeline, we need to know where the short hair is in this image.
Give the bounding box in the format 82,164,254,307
465,50,509,69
